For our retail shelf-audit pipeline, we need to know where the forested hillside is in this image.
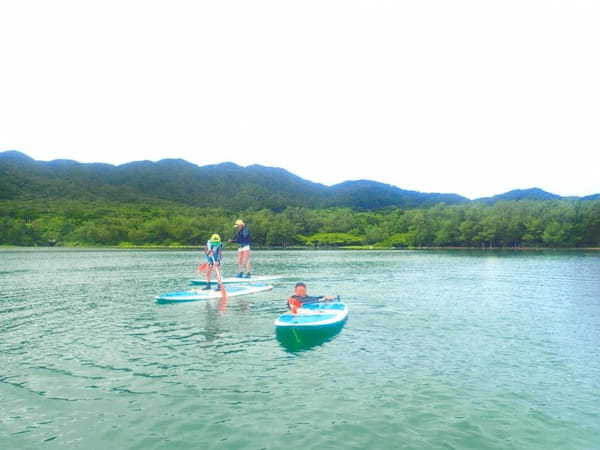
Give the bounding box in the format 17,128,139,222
1,151,599,248
0,151,467,210
1,200,598,248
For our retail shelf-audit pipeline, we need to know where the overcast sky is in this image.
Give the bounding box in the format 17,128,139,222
1,0,599,198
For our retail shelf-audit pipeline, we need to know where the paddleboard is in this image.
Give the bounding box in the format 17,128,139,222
274,302,348,329
190,275,284,285
156,283,273,303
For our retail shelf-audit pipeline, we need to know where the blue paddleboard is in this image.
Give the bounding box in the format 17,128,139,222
274,302,348,329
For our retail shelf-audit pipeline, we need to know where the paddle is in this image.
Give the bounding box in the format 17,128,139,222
196,263,210,275
213,260,228,302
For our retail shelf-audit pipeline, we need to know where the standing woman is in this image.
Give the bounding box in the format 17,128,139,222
230,219,252,278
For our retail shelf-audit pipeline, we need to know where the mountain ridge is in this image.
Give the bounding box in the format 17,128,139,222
0,150,597,210
474,188,562,204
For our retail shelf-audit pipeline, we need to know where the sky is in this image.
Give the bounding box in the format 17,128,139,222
1,0,599,199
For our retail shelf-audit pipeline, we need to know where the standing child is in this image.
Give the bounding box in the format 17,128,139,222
202,234,224,291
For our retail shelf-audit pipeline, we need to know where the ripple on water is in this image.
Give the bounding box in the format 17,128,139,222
1,249,600,448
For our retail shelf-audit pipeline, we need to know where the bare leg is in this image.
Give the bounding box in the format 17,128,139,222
214,264,222,284
243,250,252,274
237,251,244,273
238,250,247,273
202,266,213,289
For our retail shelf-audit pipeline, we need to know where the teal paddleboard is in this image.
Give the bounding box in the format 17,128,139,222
274,302,348,329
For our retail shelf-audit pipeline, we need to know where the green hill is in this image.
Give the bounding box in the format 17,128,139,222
0,151,469,210
475,188,562,204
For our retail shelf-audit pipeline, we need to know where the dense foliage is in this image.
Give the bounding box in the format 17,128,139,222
1,199,599,248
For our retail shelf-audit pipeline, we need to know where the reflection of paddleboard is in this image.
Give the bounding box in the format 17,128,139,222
274,302,348,329
156,284,273,303
190,275,284,285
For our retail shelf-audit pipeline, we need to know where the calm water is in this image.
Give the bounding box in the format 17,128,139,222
1,249,599,449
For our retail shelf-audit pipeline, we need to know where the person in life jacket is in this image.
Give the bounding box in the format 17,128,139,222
202,234,224,291
287,282,336,314
229,219,252,278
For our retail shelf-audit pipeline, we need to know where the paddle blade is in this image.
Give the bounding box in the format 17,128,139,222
196,263,210,274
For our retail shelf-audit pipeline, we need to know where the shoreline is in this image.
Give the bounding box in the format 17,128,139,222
1,245,599,251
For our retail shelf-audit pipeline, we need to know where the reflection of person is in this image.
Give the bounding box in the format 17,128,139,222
287,282,335,314
202,234,223,291
230,219,252,278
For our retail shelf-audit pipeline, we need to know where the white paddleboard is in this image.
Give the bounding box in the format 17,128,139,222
156,283,273,303
190,275,283,285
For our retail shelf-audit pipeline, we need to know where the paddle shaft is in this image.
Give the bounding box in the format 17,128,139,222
211,255,228,300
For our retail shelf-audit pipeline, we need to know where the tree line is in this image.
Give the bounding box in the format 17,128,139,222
1,199,599,248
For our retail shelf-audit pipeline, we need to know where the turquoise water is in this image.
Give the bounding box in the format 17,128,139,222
1,249,599,449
